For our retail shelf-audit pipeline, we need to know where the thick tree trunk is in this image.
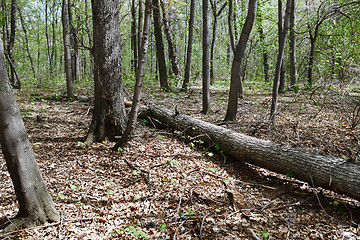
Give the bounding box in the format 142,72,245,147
182,0,195,91
61,0,74,98
86,0,127,143
0,36,60,232
202,0,210,114
270,0,291,123
142,106,360,201
153,0,170,91
224,0,257,121
114,0,152,148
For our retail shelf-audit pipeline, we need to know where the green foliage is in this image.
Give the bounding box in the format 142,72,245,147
286,170,294,178
159,223,167,232
261,231,269,239
123,225,148,239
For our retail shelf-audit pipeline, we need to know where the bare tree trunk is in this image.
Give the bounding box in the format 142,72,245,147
18,6,36,80
114,0,152,148
257,3,269,82
61,0,74,98
160,0,180,78
278,0,285,94
138,0,143,59
68,0,79,83
202,0,210,114
153,0,170,90
86,0,127,143
228,0,235,53
7,0,16,86
307,25,319,87
131,0,138,72
141,106,360,201
289,0,297,89
209,1,227,84
270,0,291,123
224,0,257,121
182,0,195,91
0,35,60,232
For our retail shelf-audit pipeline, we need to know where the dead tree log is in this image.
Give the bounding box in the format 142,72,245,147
141,106,360,201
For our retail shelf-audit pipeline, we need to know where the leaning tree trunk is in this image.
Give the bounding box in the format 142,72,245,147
224,0,257,121
270,0,291,123
114,0,152,148
86,0,127,143
0,36,60,232
141,106,360,201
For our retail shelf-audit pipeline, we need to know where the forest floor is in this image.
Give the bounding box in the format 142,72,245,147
1,81,360,239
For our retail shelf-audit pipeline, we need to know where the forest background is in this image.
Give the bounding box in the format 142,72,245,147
0,0,360,239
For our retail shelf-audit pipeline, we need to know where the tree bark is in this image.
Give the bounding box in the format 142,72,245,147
289,0,297,89
257,5,269,82
153,0,170,91
270,0,291,123
114,0,152,148
0,36,60,232
182,0,195,91
141,106,360,201
277,0,285,94
131,0,138,72
7,0,17,88
62,0,74,98
68,0,80,83
202,0,210,114
86,0,127,143
224,0,257,121
160,0,180,78
228,0,235,53
209,1,227,84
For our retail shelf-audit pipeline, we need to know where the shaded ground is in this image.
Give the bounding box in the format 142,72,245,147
0,83,360,239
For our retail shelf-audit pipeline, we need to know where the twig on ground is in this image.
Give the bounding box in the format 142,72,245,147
58,212,63,240
122,158,151,185
0,211,18,231
173,220,185,240
0,217,104,238
199,214,210,238
249,228,262,240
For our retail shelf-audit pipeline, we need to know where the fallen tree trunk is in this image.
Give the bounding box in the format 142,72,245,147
141,106,360,201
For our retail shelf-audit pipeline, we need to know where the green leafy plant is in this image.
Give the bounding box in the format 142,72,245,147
124,225,148,239
159,223,167,232
71,183,81,190
286,170,294,178
56,193,65,200
117,147,127,152
261,231,269,239
134,193,142,201
186,209,195,217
